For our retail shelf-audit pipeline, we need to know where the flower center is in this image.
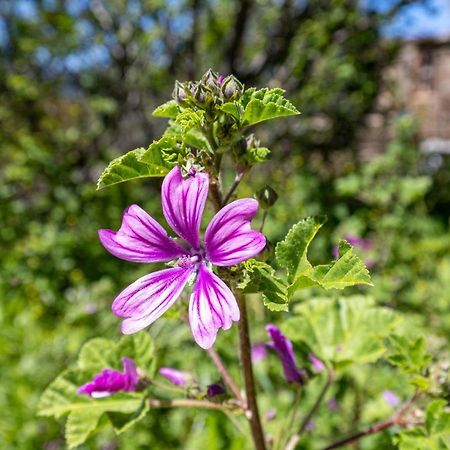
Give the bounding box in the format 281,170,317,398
176,247,207,269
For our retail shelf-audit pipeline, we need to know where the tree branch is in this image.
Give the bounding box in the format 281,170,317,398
226,0,253,74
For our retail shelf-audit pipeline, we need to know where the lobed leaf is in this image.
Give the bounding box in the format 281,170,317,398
387,335,432,382
238,259,289,312
282,297,399,369
276,217,372,297
38,332,154,448
241,88,300,126
276,216,326,283
97,145,173,190
152,100,180,118
395,400,450,450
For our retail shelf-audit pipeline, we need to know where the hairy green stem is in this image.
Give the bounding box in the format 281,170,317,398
222,170,245,206
259,210,268,232
285,367,334,450
236,292,267,450
149,398,233,412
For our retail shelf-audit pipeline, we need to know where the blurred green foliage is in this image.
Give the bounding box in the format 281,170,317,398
1,0,449,449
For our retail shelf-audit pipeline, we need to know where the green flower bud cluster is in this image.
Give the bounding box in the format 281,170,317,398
172,69,243,110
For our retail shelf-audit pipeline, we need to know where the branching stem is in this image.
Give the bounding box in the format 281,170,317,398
207,347,244,404
149,398,233,412
222,170,245,206
320,391,419,450
285,367,334,450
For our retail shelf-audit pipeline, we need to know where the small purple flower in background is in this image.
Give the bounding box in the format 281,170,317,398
383,390,399,407
159,367,188,386
333,233,375,268
207,383,226,397
99,166,266,349
309,353,325,373
266,324,305,384
305,420,314,432
251,343,269,363
327,398,338,411
265,408,277,421
78,357,139,398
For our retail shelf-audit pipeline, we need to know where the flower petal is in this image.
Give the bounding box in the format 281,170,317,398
99,204,187,263
113,267,194,334
161,166,209,250
266,324,305,384
205,199,266,266
159,367,188,386
77,369,128,397
122,357,139,390
189,265,240,349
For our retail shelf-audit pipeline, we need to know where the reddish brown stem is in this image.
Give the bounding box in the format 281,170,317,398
320,391,419,450
207,347,244,404
237,292,267,450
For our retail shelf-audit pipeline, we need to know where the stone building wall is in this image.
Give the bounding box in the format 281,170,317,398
360,36,450,157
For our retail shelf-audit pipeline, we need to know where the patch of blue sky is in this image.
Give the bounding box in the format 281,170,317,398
364,0,450,38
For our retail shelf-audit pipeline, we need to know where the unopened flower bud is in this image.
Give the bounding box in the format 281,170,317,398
206,383,225,398
245,133,260,150
201,69,219,90
172,80,186,103
256,185,279,210
221,75,243,100
193,83,208,105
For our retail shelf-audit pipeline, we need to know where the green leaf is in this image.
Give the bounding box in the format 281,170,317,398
107,399,150,434
276,218,372,297
152,100,180,118
66,410,103,449
38,333,155,447
387,336,431,374
78,338,115,375
276,216,326,283
218,102,242,120
116,332,154,375
387,335,432,377
290,240,372,293
175,109,205,136
395,400,450,450
139,135,185,166
241,88,300,126
282,297,399,368
97,144,173,189
238,259,289,312
245,147,271,165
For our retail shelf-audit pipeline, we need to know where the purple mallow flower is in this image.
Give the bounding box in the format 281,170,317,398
383,390,399,407
309,353,325,373
99,166,266,349
266,324,305,384
159,367,188,386
78,357,139,398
